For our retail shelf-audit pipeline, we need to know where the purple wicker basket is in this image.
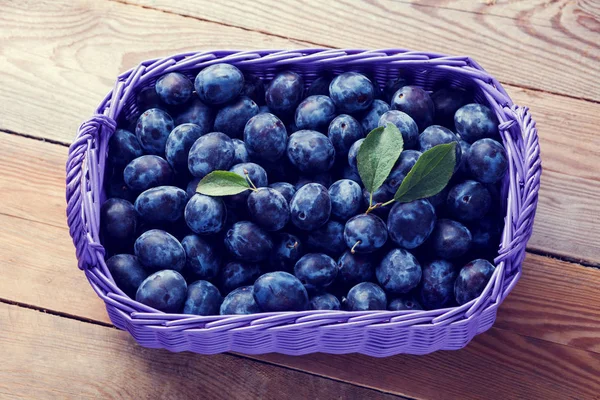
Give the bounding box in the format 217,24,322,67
65,49,541,356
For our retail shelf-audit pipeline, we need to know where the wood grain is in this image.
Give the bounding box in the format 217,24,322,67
121,0,600,102
0,303,400,400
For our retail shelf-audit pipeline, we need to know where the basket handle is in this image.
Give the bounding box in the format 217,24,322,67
66,114,116,270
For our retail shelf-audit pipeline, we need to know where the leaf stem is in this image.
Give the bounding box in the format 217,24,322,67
243,169,258,191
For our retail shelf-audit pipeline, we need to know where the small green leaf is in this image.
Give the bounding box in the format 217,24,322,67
196,171,250,196
357,123,404,195
394,142,457,203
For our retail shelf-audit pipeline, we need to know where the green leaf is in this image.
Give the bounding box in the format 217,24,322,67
196,171,250,196
357,123,404,195
394,142,457,203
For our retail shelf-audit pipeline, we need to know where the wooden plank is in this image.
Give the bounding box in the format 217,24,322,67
0,303,399,400
120,0,600,102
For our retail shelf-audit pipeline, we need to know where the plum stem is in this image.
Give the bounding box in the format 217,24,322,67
243,169,258,191
350,240,362,254
287,241,299,249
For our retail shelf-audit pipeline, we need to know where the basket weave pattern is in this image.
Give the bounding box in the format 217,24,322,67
65,49,541,356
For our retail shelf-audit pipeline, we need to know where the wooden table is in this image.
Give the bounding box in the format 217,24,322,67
1,1,599,398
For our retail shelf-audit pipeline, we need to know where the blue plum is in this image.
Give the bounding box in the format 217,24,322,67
289,183,331,231
240,73,265,105
174,98,215,134
378,110,419,149
347,138,365,170
101,198,138,246
376,248,422,294
381,149,422,195
136,86,165,112
447,180,492,222
430,219,472,259
231,138,250,164
218,261,261,294
265,71,304,118
328,179,362,221
343,213,387,253
432,87,470,128
470,216,503,255
108,129,143,168
426,186,449,209
337,250,374,288
383,76,409,102
306,220,346,257
187,132,235,178
467,138,508,184
135,108,174,155
134,186,187,223
387,199,436,249
269,182,296,204
388,296,423,311
419,259,457,309
134,229,186,272
419,125,461,170
106,254,148,298
390,85,435,131
345,282,387,311
455,259,495,305
294,253,338,291
247,187,290,231
227,162,268,208
360,99,390,134
306,75,332,97
253,271,308,311
287,130,335,173
328,114,365,160
269,232,303,272
214,96,259,138
341,165,363,186
183,280,223,315
225,221,273,262
135,269,187,313
454,103,499,143
309,293,341,310
220,286,262,315
181,234,221,281
155,72,193,106
194,63,244,105
329,72,374,114
106,175,138,203
184,194,227,235
244,113,287,162
124,155,173,191
457,139,471,176
295,95,337,131
186,178,201,198
165,123,204,173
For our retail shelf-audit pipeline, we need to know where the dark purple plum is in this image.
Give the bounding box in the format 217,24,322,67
136,270,187,313
470,216,503,255
347,138,364,171
328,114,365,160
380,149,421,195
165,123,204,173
467,138,508,184
244,112,287,162
214,96,259,138
337,250,374,288
269,232,303,272
194,63,244,105
447,180,492,222
227,162,268,208
224,221,273,262
184,194,227,235
108,129,143,168
306,220,346,257
240,73,265,105
134,186,187,223
253,271,308,311
231,138,250,164
181,234,221,281
289,183,331,231
135,108,174,155
134,229,186,272
295,95,337,131
360,99,390,134
390,85,435,131
419,259,457,309
287,130,335,173
174,98,214,133
187,132,235,178
309,293,341,310
269,182,296,204
218,261,261,294
343,213,387,253
247,187,290,231
124,155,173,191
306,75,332,97
328,179,362,221
265,71,304,118
345,282,387,311
183,280,223,315
100,198,138,246
419,125,461,171
454,103,499,143
106,254,148,298
432,87,470,128
377,248,422,294
155,72,193,106
329,72,374,114
430,219,472,259
455,259,495,305
220,286,262,315
387,199,436,249
378,110,419,149
388,295,423,311
294,253,338,291
383,76,409,102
